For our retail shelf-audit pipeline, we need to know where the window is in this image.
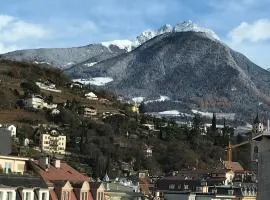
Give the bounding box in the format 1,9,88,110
184,185,189,190
62,191,70,200
228,189,234,195
97,192,103,200
168,184,175,190
6,192,12,200
81,192,87,200
24,192,31,200
41,192,47,200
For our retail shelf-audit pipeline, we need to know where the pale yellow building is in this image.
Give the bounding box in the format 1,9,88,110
0,155,29,174
40,129,66,155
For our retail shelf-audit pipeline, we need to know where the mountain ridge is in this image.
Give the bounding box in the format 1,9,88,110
0,20,219,69
65,31,270,122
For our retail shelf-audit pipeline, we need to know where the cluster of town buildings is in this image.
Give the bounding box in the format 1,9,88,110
0,116,262,200
0,155,144,200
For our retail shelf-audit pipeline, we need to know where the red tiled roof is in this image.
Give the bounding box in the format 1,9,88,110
71,191,77,200
49,189,58,200
88,192,94,200
35,161,89,183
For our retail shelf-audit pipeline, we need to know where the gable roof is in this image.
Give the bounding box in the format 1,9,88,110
34,161,89,183
90,182,103,190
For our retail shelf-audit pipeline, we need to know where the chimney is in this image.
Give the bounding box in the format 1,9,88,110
39,156,50,171
53,159,61,168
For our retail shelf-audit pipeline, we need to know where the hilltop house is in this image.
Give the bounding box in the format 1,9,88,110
79,106,98,118
85,92,98,100
0,124,17,137
143,145,153,158
69,81,83,89
24,95,57,110
40,129,66,155
36,80,61,93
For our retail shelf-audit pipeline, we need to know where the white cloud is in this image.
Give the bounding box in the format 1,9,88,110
0,43,17,54
0,14,49,53
228,19,270,44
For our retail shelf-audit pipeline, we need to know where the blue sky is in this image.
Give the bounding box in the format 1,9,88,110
0,0,270,68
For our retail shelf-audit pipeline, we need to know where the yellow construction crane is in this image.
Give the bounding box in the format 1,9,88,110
225,140,250,168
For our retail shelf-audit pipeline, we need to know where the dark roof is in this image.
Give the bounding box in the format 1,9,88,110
0,174,48,188
0,129,12,155
208,185,242,196
90,182,102,189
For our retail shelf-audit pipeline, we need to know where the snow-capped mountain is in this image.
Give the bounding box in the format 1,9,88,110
0,20,219,69
101,20,220,52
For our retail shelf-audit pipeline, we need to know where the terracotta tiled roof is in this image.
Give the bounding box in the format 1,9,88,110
35,161,89,183
88,192,94,200
49,189,58,200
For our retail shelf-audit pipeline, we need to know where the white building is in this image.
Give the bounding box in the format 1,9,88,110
40,129,66,155
0,124,16,137
85,92,98,100
82,106,97,118
35,81,61,93
24,95,57,110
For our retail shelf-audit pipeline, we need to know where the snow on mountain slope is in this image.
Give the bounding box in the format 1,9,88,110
101,20,220,51
101,40,133,51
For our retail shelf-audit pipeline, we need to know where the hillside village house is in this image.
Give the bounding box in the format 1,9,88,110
36,80,61,93
24,95,57,110
0,124,17,137
69,81,84,89
40,129,66,155
143,145,153,158
79,106,98,118
0,155,29,174
85,92,98,100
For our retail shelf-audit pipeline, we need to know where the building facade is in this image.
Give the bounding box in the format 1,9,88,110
40,129,66,155
0,155,29,174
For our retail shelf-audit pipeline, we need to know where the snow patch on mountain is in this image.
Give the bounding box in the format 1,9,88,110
132,97,145,103
145,95,170,103
191,109,235,120
101,40,133,51
73,77,113,86
101,20,220,52
34,61,50,65
83,62,98,67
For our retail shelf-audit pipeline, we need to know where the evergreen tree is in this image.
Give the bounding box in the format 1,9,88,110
211,113,217,132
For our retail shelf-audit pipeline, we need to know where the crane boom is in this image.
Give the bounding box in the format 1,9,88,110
225,140,250,169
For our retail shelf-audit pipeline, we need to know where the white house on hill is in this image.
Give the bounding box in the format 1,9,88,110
85,92,98,100
24,95,57,110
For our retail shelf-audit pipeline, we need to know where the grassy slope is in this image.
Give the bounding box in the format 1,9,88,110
0,60,119,124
